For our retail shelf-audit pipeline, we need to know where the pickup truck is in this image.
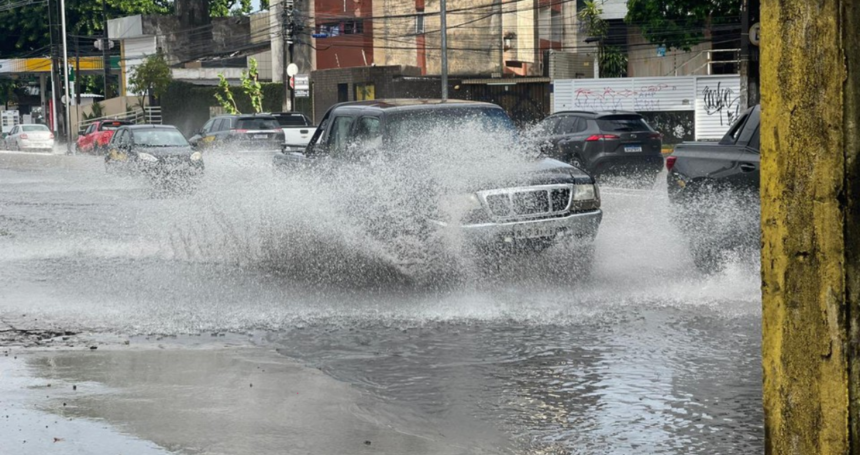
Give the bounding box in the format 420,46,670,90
273,99,602,276
271,112,317,150
665,105,760,272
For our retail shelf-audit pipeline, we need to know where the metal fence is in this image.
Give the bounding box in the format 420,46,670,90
77,106,162,134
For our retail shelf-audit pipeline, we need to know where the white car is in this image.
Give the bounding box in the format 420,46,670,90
4,124,54,151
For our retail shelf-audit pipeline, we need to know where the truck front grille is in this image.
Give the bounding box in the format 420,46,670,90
480,185,573,220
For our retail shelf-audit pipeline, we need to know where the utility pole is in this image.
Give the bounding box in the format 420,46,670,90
440,0,448,100
739,0,750,109
282,0,295,111
102,0,111,99
60,0,72,154
761,1,860,454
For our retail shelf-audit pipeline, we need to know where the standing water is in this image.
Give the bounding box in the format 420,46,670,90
0,127,761,453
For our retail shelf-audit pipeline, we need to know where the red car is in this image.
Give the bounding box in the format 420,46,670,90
76,120,133,154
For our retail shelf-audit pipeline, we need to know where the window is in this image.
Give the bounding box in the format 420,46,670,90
352,117,381,150
133,129,190,147
120,130,132,146
415,13,425,34
596,115,652,132
22,125,50,132
202,118,215,133
327,116,355,156
337,84,349,103
214,118,229,132
236,118,280,130
748,126,760,151
555,116,578,134
319,20,364,36
724,111,750,144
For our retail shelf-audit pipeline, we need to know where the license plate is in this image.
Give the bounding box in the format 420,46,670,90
624,145,643,153
513,226,558,240
254,134,268,139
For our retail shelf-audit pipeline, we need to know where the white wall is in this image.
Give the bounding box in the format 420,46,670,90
553,75,742,140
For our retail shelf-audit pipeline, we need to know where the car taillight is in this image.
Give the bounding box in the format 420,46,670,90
20,133,28,139
650,133,663,140
49,133,54,139
666,156,677,171
585,134,620,141
231,129,248,134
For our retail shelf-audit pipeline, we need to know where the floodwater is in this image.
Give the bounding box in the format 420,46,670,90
0,145,762,454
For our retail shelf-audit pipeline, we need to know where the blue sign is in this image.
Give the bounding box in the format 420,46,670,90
657,46,666,57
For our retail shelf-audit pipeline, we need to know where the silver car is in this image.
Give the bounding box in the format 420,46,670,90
4,124,55,151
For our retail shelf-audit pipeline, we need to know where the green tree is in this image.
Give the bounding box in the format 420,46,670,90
214,74,238,114
0,0,171,57
625,0,740,51
241,58,263,113
128,51,173,102
578,1,626,78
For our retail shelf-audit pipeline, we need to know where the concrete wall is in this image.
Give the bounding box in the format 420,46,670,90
310,65,429,123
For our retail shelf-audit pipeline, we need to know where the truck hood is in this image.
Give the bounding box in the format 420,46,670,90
458,157,594,193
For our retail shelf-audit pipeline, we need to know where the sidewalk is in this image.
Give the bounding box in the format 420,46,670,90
0,338,485,455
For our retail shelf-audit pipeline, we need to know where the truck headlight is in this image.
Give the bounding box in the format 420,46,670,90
190,152,202,161
138,153,158,162
573,184,596,201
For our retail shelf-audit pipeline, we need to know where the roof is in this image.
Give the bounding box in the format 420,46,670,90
124,124,179,130
213,113,277,118
332,99,499,112
551,110,642,118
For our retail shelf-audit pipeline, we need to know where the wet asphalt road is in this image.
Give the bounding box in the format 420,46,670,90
0,151,762,454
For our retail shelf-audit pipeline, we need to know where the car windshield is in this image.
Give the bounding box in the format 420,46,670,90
22,125,49,132
596,115,652,132
99,121,129,131
274,115,310,127
133,129,189,147
386,107,516,143
237,118,280,130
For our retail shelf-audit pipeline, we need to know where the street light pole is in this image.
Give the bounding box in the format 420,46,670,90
440,0,448,100
59,0,72,154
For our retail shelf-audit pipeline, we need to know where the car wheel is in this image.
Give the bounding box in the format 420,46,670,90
570,154,586,171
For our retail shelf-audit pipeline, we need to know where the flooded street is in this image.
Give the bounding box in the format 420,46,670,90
0,152,762,453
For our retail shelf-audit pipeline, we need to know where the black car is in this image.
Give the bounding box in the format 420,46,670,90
188,114,284,150
274,99,602,267
535,110,663,179
105,125,204,179
666,105,760,271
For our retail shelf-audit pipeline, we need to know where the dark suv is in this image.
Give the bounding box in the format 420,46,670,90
273,99,602,263
535,110,663,178
189,114,284,150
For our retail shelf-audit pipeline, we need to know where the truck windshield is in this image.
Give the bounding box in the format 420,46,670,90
386,108,515,143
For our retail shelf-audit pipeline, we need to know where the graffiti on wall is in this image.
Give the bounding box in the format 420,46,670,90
701,82,740,126
572,84,677,112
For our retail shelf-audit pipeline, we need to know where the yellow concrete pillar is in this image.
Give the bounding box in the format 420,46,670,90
761,1,860,453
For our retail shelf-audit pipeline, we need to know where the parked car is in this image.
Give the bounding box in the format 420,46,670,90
105,125,204,183
4,124,54,152
666,105,760,272
534,110,663,180
76,120,134,154
271,112,317,150
273,99,602,269
188,114,285,150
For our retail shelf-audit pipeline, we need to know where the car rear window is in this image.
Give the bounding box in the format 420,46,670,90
274,115,310,127
133,129,189,147
596,115,652,132
99,121,131,131
22,125,50,132
237,118,280,130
